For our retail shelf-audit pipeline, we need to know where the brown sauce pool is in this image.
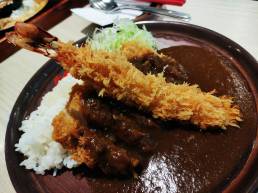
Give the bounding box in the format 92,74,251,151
39,38,257,193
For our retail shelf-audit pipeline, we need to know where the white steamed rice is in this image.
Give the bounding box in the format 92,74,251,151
15,75,80,175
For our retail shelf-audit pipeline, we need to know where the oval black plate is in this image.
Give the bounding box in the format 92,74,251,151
5,21,258,193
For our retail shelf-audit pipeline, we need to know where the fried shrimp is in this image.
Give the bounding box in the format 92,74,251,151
6,22,241,129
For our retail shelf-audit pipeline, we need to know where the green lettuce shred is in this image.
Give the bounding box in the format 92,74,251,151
89,19,157,51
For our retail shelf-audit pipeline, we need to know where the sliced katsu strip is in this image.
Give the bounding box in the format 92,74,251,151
110,40,188,84
7,22,241,129
67,84,154,152
52,110,140,176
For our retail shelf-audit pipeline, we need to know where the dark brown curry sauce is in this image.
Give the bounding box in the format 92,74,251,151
59,41,255,193
72,42,256,193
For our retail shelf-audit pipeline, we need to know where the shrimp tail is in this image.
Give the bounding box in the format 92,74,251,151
6,22,59,57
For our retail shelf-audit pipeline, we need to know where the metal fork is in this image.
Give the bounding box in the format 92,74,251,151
89,0,191,21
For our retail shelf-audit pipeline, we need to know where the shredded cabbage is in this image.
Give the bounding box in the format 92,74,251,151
89,19,157,51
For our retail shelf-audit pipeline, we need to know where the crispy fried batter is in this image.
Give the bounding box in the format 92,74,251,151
55,42,241,129
52,110,95,167
66,84,154,152
6,23,241,129
121,41,155,60
52,109,140,173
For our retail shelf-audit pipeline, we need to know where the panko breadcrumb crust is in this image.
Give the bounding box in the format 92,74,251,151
52,110,96,167
6,22,242,129
55,41,241,129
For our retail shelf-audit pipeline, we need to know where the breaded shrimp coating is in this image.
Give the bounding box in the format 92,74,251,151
56,42,241,129
7,23,241,129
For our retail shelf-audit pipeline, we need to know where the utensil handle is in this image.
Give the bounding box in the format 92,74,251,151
113,5,190,20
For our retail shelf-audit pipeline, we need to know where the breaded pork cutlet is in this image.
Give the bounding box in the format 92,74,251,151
52,110,140,176
66,84,155,153
123,41,188,84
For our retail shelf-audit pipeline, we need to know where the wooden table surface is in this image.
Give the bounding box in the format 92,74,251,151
0,1,257,193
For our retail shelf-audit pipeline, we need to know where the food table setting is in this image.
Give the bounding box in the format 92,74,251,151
0,0,258,193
